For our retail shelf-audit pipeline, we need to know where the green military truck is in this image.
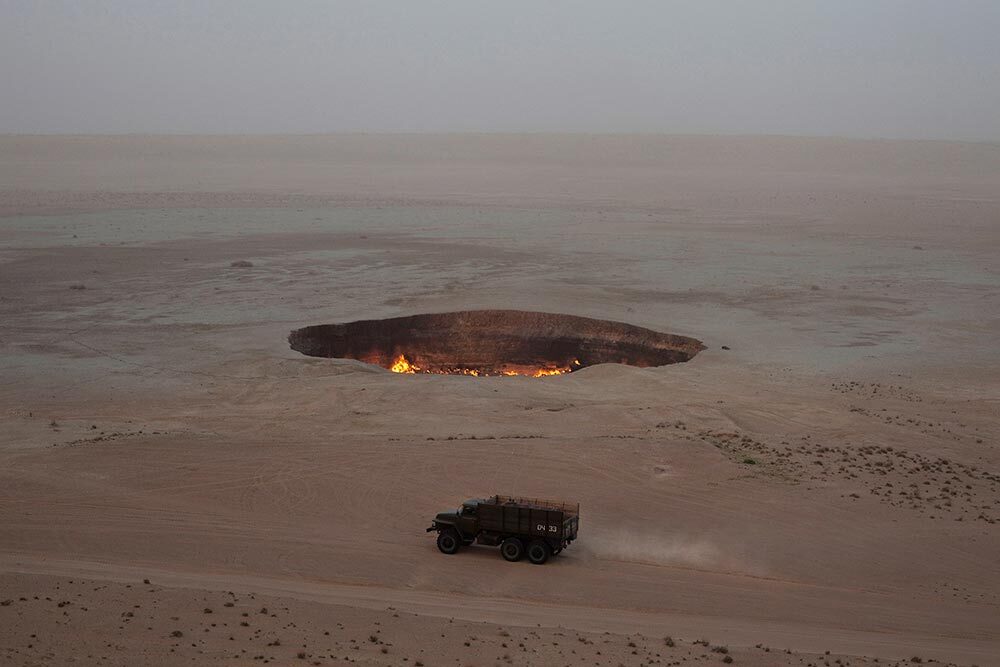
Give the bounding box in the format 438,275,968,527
426,495,580,564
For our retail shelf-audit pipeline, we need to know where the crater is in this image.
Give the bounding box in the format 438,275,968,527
289,310,704,377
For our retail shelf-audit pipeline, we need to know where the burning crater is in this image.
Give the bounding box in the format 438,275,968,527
289,310,704,377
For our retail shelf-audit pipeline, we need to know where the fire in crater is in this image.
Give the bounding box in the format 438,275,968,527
389,354,579,377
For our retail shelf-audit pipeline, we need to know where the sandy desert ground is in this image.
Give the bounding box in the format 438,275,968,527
1,135,999,666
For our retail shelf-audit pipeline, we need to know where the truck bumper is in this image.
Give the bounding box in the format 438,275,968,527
425,524,438,532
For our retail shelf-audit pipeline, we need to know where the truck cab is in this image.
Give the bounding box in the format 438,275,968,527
430,499,482,543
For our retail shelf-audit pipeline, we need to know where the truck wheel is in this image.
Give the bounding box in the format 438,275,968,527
436,529,461,555
500,538,524,562
527,540,551,565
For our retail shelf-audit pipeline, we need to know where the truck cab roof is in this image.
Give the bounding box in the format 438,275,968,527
460,499,485,515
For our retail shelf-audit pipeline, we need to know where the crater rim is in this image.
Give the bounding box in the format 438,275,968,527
288,309,705,377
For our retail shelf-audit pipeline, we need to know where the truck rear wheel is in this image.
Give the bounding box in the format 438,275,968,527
436,529,461,555
500,537,524,562
527,540,551,565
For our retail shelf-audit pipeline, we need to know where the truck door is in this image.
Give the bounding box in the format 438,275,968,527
457,503,479,536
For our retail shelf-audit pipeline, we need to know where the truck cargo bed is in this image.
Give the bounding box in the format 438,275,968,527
478,495,579,543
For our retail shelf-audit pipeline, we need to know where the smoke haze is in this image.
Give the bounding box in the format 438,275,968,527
2,1,999,140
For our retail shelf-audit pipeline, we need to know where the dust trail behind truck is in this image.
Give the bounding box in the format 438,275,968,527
427,495,579,565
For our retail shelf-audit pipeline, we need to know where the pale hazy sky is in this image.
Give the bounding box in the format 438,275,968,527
2,1,999,140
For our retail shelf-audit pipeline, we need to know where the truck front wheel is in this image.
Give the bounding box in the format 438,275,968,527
437,529,461,555
500,537,524,562
527,540,551,565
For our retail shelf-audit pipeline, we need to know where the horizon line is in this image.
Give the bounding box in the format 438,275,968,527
1,131,999,147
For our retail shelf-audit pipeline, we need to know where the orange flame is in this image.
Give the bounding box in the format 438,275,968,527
390,354,420,373
533,359,580,377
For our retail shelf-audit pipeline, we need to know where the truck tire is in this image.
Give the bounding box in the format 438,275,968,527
500,537,524,562
436,529,461,555
527,540,551,565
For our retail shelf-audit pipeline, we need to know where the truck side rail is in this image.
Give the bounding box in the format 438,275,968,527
488,494,580,517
